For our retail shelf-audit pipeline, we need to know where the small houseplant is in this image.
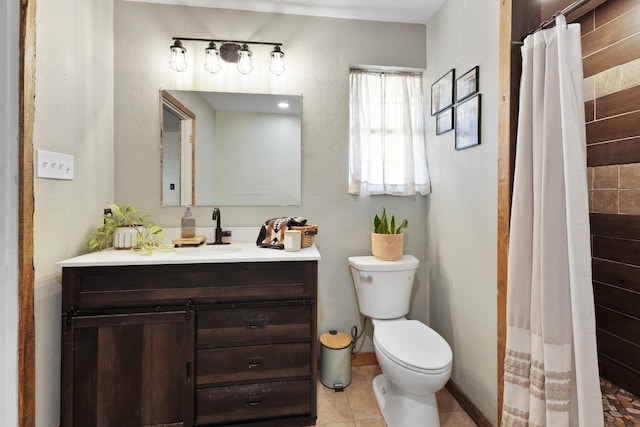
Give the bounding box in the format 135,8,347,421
89,203,168,255
372,208,408,261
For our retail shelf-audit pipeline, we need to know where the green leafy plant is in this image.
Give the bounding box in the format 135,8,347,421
89,203,171,255
373,208,408,235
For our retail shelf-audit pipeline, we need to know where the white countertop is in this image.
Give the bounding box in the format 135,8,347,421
58,227,320,267
57,242,321,267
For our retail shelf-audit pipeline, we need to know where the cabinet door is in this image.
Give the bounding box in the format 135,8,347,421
61,311,194,427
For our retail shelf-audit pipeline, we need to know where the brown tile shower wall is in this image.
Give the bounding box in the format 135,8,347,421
589,164,640,214
579,0,640,397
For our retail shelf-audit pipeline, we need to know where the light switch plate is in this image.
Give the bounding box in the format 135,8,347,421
36,149,74,180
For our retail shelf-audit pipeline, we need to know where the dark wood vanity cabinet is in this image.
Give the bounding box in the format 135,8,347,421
61,260,318,427
61,309,195,427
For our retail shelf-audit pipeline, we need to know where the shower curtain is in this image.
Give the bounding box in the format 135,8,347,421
502,15,604,427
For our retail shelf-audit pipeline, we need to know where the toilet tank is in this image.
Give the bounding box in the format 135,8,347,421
348,255,419,319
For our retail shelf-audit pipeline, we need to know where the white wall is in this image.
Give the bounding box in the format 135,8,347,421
1,0,20,425
114,1,429,352
214,112,300,205
33,0,114,425
425,0,499,423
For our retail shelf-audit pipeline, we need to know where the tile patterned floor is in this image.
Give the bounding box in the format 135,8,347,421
316,365,477,426
601,378,640,426
320,368,640,426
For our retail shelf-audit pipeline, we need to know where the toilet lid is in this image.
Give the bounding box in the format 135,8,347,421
374,320,452,374
348,255,419,271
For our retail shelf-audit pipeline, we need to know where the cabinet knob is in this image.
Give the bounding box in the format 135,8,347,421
246,356,264,368
247,395,264,406
246,319,265,329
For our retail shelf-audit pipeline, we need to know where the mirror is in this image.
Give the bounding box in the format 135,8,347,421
161,90,302,207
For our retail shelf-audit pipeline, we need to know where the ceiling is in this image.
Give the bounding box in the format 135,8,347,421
127,0,447,24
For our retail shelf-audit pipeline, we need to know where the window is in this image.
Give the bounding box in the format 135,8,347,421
349,70,431,196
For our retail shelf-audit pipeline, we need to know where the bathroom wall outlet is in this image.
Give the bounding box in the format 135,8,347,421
36,149,74,180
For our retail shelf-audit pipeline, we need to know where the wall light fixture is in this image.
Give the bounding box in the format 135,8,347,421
169,37,285,76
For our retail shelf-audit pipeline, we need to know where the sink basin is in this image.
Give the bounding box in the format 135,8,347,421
175,245,242,256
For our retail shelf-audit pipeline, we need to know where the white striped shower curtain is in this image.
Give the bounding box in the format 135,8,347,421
502,15,604,427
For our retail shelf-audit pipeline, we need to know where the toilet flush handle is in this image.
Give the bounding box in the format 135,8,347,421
359,275,373,283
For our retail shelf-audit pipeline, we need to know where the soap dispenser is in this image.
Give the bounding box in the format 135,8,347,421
181,206,196,238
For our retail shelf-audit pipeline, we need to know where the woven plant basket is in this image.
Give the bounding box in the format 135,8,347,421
371,232,404,261
291,224,318,248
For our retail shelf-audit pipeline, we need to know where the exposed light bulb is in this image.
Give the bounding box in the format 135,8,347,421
169,40,187,72
237,44,253,75
204,42,221,73
270,45,285,76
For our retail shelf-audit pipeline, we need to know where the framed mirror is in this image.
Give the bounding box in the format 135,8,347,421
160,90,302,207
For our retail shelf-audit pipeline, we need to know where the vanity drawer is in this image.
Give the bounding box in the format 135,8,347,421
62,261,317,309
197,342,311,385
196,379,311,425
197,304,312,346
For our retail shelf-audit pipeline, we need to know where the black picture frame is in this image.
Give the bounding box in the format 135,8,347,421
435,108,453,135
456,66,479,103
431,69,455,116
455,93,481,150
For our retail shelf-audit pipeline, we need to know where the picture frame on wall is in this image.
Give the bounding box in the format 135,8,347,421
456,66,479,103
431,69,455,116
435,108,453,135
455,93,481,150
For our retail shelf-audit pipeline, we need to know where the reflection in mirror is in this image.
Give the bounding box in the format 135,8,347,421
161,91,195,206
160,90,302,207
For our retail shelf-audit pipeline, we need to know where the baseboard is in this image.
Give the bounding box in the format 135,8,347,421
445,380,493,427
352,351,377,366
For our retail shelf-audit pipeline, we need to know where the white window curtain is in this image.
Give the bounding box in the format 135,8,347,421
349,70,431,196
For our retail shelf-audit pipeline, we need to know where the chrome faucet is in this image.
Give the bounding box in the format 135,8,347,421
209,207,231,245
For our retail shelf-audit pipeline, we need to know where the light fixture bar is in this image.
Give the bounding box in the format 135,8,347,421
169,37,285,76
172,37,282,48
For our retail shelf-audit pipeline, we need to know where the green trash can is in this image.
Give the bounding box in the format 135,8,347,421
320,330,352,391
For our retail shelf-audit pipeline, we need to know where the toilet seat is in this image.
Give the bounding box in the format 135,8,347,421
374,320,452,375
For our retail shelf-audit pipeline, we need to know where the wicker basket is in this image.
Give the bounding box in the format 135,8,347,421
291,224,318,248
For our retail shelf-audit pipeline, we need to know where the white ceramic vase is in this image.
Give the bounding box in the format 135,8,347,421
113,226,141,250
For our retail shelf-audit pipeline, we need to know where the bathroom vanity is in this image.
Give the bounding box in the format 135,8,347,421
58,243,320,427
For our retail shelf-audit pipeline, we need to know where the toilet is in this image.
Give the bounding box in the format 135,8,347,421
348,255,452,427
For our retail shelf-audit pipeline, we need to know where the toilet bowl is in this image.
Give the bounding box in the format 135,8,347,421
373,319,452,426
348,255,453,427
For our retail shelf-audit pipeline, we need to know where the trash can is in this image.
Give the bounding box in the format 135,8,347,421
320,330,352,391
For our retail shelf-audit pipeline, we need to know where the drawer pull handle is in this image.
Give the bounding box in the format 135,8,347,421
247,356,264,368
247,395,264,406
246,319,265,329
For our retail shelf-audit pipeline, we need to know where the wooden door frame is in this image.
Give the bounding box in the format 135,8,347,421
497,0,511,421
19,0,36,425
160,90,196,207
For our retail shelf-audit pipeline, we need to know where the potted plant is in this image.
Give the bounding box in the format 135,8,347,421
88,203,169,255
372,208,408,261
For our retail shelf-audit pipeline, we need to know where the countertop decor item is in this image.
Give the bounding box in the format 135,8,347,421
88,203,169,254
290,224,318,249
172,235,206,247
371,208,407,261
181,206,196,238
